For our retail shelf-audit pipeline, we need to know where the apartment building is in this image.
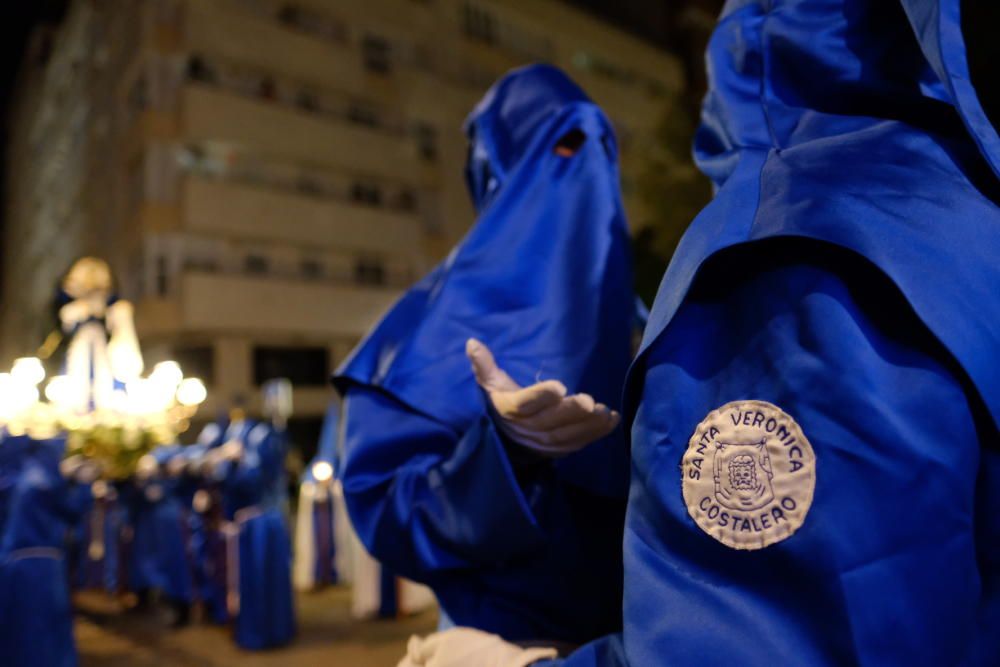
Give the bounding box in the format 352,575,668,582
1,0,681,438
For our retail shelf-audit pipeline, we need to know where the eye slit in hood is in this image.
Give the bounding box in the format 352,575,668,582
554,128,587,157
462,64,592,208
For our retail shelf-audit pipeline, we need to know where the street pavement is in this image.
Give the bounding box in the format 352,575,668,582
75,587,437,667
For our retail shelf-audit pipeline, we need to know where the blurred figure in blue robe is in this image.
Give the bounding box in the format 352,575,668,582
335,64,636,646
72,478,126,595
217,418,296,650
0,434,86,667
127,444,195,625
185,419,231,624
402,1,1000,665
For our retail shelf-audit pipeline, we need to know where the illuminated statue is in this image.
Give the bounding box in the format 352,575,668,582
56,257,143,412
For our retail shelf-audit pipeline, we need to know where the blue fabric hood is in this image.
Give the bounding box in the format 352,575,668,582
633,0,1000,428
336,64,635,495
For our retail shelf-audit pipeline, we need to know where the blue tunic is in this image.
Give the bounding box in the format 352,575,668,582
0,435,83,667
128,445,195,603
222,421,295,650
550,0,999,665
335,64,635,644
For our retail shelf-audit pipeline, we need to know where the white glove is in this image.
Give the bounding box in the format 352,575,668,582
466,338,620,457
398,628,557,667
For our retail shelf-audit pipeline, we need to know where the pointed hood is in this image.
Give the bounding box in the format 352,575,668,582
336,64,635,496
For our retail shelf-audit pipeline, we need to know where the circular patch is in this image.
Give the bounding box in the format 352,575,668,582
681,400,816,550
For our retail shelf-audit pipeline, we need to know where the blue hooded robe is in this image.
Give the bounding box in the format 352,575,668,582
548,0,1000,665
127,444,195,605
185,420,232,623
220,420,295,649
0,434,83,667
334,64,635,644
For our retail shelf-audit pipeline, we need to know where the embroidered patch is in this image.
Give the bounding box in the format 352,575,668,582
681,400,815,550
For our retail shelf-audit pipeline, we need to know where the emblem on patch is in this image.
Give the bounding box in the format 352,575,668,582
681,400,815,550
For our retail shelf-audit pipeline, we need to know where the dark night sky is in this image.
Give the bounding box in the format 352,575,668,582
0,2,67,283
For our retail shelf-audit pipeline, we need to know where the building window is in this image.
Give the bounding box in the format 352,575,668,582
127,75,148,116
277,4,348,43
253,346,329,386
348,103,380,128
350,181,382,206
296,174,323,196
354,257,386,286
415,123,437,161
156,255,169,296
245,254,270,274
186,55,216,84
183,257,219,273
300,259,324,280
258,76,277,101
295,89,319,112
277,4,302,27
285,416,326,475
393,188,417,212
362,35,392,74
462,3,496,44
172,345,215,385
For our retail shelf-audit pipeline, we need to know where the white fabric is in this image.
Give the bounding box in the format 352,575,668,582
466,339,619,458
332,481,354,585
293,481,319,591
397,628,557,667
105,300,144,381
344,489,436,619
63,321,113,412
349,527,382,619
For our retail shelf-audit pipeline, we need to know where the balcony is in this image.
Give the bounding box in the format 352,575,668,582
138,271,400,339
183,1,380,97
179,85,423,182
180,177,423,257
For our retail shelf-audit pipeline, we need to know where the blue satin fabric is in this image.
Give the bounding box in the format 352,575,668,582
551,1,999,665
0,434,82,667
334,64,635,643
